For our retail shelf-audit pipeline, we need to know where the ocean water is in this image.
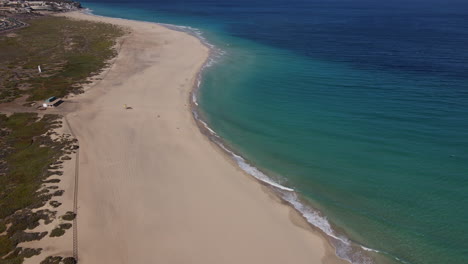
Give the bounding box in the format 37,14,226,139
82,1,468,263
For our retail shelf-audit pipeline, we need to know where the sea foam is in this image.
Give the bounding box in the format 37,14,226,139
84,8,380,264
185,25,380,264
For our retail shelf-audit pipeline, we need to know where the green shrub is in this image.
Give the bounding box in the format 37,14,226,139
62,257,77,264
0,220,6,233
49,201,62,208
59,223,72,230
0,235,14,257
61,212,75,221
49,228,65,238
40,256,62,264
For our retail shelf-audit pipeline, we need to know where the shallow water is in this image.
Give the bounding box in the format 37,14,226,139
83,1,468,263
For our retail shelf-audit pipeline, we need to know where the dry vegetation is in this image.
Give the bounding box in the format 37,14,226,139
0,13,125,264
0,113,78,264
0,14,125,263
0,16,124,103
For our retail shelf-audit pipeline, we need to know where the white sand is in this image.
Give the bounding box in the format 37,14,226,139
58,11,345,264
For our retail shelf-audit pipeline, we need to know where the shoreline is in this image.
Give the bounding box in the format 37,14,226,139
58,11,346,264
177,17,373,264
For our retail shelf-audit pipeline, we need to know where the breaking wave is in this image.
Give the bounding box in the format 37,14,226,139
83,7,393,264
186,29,388,264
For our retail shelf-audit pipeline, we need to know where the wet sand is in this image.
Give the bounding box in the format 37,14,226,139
60,11,344,264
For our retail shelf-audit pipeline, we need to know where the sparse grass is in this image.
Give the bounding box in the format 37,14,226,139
0,113,62,219
0,14,119,264
0,113,72,261
0,16,125,102
7,212,50,237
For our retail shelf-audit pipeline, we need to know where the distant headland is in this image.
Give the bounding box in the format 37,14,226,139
0,0,81,14
0,0,82,32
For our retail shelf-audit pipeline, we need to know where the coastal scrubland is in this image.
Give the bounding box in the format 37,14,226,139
0,15,125,264
50,11,345,264
0,16,124,103
0,113,78,263
1,10,344,264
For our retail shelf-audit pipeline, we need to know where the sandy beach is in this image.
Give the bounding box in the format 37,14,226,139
57,11,344,264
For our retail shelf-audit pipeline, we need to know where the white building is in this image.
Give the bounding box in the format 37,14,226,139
26,1,46,6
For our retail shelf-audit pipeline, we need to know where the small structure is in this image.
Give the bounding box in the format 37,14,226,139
42,96,61,108
30,5,51,11
27,1,47,6
0,7,14,11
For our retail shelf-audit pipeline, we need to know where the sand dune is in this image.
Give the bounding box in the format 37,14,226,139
61,12,343,264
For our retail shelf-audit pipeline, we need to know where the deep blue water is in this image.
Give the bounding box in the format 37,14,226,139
83,1,468,263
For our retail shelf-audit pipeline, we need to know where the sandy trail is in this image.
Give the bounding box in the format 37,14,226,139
61,12,343,264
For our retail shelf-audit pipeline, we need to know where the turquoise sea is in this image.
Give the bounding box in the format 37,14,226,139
83,1,468,263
